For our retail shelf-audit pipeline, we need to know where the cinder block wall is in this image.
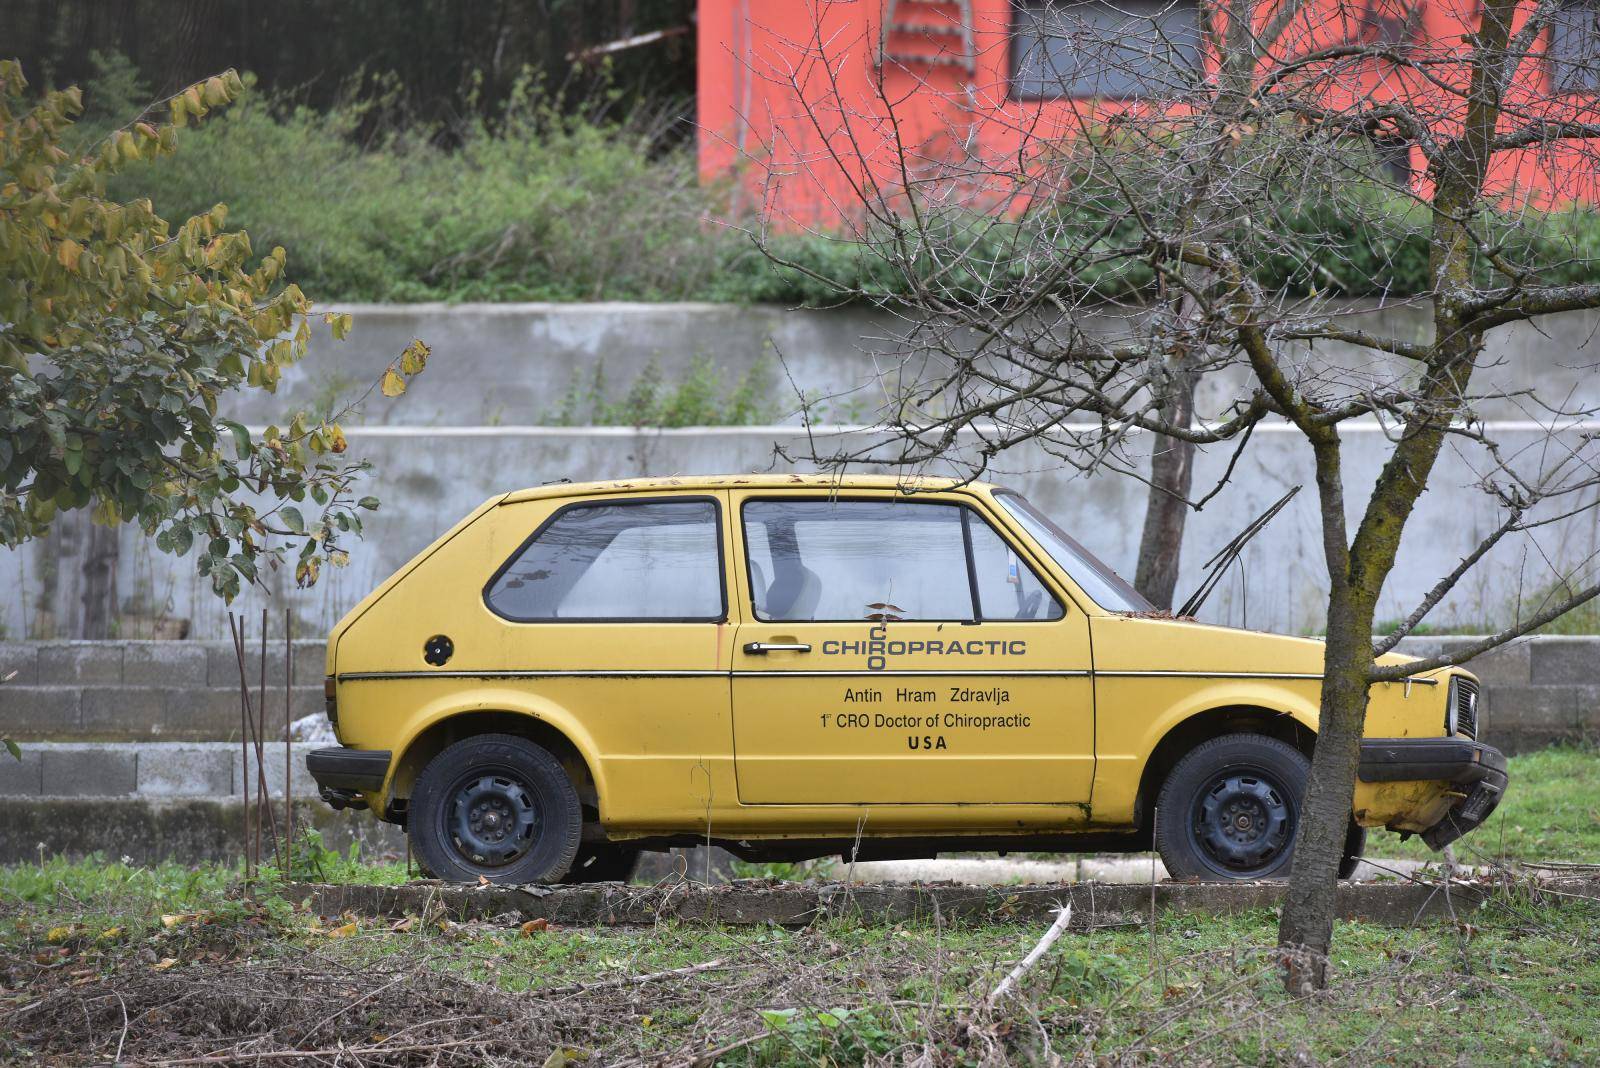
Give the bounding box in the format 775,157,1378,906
3,636,1595,753
2,640,324,742
0,636,1592,864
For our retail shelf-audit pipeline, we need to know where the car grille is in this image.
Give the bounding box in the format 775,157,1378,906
1453,677,1479,739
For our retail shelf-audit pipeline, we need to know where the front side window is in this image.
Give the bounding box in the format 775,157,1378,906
485,499,723,621
742,499,1062,622
1011,0,1202,99
995,492,1152,612
1551,2,1600,91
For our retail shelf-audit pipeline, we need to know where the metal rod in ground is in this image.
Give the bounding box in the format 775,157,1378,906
257,607,282,873
285,609,294,867
229,613,250,880
232,614,279,873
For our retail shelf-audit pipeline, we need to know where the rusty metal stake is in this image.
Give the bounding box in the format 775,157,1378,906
255,608,283,873
285,609,294,871
229,613,251,881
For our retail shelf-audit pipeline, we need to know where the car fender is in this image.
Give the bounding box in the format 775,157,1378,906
380,685,610,812
1093,676,1321,823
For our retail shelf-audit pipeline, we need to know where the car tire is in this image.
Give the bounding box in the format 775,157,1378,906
1154,733,1309,882
1338,821,1368,880
409,734,581,885
562,844,642,884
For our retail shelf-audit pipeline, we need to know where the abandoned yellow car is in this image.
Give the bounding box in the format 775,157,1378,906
307,475,1507,884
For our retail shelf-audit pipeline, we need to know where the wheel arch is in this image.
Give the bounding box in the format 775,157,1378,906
1132,704,1316,834
384,706,602,825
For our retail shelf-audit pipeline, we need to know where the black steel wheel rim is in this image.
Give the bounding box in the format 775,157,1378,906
1188,767,1295,876
444,767,539,868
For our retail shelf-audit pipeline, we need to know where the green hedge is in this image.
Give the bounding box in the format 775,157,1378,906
80,58,1600,307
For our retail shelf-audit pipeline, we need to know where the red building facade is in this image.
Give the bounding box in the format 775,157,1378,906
697,0,1600,227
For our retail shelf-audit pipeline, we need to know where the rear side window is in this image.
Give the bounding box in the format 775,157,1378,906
485,499,724,621
742,499,1062,622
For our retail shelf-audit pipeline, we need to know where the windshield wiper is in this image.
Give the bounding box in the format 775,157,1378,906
1175,485,1301,620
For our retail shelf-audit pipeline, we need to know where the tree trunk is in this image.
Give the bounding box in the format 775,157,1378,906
1278,598,1375,991
77,522,119,640
1134,373,1196,609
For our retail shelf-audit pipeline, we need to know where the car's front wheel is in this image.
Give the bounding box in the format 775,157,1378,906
1155,733,1309,881
410,734,581,885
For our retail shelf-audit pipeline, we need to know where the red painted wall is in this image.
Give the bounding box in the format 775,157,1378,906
697,0,1600,229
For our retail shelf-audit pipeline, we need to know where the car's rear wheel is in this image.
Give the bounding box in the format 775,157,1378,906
410,734,581,885
562,843,642,884
1155,734,1309,881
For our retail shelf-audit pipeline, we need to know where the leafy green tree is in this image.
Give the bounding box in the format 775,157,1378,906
1,59,427,753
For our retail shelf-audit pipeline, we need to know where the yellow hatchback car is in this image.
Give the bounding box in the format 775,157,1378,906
308,475,1507,884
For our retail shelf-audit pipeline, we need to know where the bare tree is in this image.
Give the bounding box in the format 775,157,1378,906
732,0,1600,988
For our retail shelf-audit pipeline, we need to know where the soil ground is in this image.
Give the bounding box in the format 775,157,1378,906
2,747,1596,1065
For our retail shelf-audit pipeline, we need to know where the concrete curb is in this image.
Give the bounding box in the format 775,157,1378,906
283,874,1600,929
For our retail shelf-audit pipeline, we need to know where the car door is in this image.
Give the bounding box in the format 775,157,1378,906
729,491,1094,805
481,493,736,826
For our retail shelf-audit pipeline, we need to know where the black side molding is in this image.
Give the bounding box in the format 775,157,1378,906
305,747,391,792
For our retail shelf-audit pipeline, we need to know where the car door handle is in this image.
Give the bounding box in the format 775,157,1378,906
743,642,812,654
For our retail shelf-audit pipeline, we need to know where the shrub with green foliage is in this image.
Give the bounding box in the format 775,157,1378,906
69,54,1600,308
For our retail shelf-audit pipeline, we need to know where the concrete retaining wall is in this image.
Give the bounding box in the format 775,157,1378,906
8,423,1600,643
2,633,1591,864
0,742,322,799
7,301,1600,638
5,635,1597,753
1,640,324,742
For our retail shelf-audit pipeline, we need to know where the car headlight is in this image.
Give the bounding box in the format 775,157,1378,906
1445,678,1459,736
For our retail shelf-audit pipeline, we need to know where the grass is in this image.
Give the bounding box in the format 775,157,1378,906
2,749,1595,1062
2,857,1597,1064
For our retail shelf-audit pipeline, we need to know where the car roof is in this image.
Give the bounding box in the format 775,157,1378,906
499,473,1002,504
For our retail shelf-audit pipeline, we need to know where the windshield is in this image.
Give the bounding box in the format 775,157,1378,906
994,492,1153,613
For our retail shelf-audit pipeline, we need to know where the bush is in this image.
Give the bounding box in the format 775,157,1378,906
73,55,1600,308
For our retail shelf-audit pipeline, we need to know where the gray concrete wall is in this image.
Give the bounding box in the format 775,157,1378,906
245,301,1600,429
5,422,1597,641
4,636,1596,755
6,301,1600,640
1,640,323,742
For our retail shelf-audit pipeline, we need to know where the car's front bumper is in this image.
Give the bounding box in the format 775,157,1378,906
305,746,391,811
1357,738,1508,849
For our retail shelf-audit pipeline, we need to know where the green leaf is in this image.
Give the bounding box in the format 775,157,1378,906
220,420,252,458
280,506,305,534
3,739,20,761
357,496,380,511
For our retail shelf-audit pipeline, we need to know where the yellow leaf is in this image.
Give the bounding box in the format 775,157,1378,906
57,239,83,272
542,1049,587,1068
152,957,178,971
380,368,406,397
160,913,191,929
399,338,430,375
326,312,353,341
99,926,124,942
327,425,347,454
46,925,74,943
203,77,229,106
327,922,359,939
